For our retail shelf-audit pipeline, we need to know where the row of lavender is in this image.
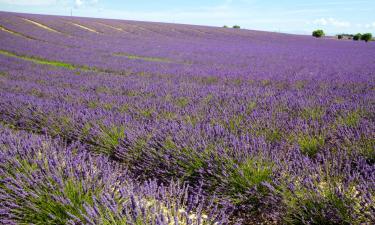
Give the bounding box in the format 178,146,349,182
1,46,374,224
0,124,232,224
1,12,375,81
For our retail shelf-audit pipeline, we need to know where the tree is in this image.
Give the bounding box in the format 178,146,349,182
353,33,361,41
361,33,372,42
312,30,325,38
232,25,240,29
223,25,228,28
337,34,343,39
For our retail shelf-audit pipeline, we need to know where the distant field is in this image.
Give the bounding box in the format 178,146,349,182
0,11,374,224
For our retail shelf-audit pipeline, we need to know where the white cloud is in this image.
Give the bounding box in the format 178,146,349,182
364,22,375,28
313,18,351,27
74,0,99,8
74,0,83,7
313,18,328,26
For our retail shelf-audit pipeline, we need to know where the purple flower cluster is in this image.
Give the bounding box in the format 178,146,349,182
0,125,232,224
0,11,374,224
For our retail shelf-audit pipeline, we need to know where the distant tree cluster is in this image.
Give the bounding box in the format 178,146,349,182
337,33,373,42
313,29,373,42
337,34,353,39
360,33,373,42
312,29,325,38
353,33,362,41
223,25,241,29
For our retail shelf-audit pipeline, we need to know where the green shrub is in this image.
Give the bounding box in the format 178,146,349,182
298,135,325,157
228,157,273,196
353,33,361,41
301,106,326,121
96,125,125,155
312,30,325,38
337,110,361,128
223,25,228,28
0,71,9,77
233,25,241,29
361,33,372,42
263,128,282,143
175,97,189,108
282,188,354,224
357,137,375,164
280,176,369,224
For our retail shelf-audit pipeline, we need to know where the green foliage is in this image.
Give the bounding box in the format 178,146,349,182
261,79,271,86
118,104,129,113
0,71,9,77
80,122,92,141
357,137,375,164
246,101,257,114
312,30,325,38
202,94,214,105
361,33,372,42
139,108,154,119
301,106,326,121
179,148,207,180
96,86,112,94
50,116,74,138
158,110,177,120
298,134,325,157
96,125,125,154
14,157,39,175
200,76,219,85
228,157,273,196
223,25,229,28
353,33,361,41
337,110,361,128
4,158,102,224
113,52,172,63
87,100,99,109
164,136,177,149
294,80,306,90
281,179,360,225
232,25,241,29
228,115,244,132
264,128,282,143
29,88,45,98
102,103,114,110
184,115,199,127
0,49,76,69
283,192,352,224
175,97,189,108
233,78,243,86
124,90,138,97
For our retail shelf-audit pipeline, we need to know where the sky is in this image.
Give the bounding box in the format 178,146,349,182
0,0,374,35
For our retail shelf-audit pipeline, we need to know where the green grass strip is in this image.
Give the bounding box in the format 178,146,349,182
0,49,76,69
113,52,172,63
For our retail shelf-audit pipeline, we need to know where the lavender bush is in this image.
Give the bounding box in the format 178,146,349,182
0,11,374,224
0,125,232,224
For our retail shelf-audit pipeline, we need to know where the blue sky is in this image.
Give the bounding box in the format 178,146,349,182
0,0,374,35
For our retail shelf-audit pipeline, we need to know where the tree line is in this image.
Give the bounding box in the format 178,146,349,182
313,29,373,42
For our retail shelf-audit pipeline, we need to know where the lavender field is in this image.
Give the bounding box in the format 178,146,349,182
0,11,374,224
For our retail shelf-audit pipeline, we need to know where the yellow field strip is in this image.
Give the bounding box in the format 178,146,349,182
0,25,18,35
0,25,36,40
22,18,62,34
96,22,124,32
70,22,99,34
